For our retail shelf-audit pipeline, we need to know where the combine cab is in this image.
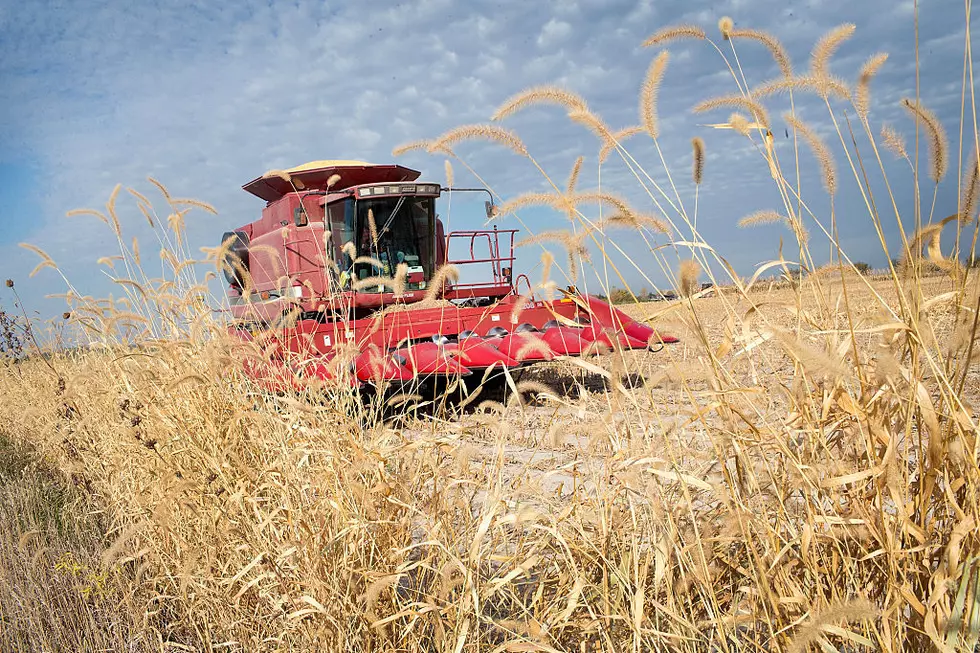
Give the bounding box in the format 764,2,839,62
221,160,677,392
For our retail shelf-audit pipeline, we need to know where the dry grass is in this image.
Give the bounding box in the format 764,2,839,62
3,9,980,653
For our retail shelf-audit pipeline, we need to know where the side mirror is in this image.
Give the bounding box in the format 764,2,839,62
485,200,496,220
294,206,308,227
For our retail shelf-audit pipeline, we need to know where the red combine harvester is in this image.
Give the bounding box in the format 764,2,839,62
221,160,677,392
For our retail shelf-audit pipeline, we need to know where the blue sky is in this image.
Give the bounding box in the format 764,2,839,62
0,0,976,319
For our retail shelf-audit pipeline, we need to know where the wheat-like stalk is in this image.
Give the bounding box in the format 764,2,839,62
754,75,852,101
855,52,888,119
691,137,705,185
422,264,459,302
880,124,909,160
598,126,643,164
641,51,670,139
429,124,528,157
693,94,770,130
171,198,218,214
960,150,979,222
568,108,615,144
19,243,58,278
678,259,701,297
730,28,793,79
491,85,589,121
810,23,856,79
66,208,110,225
901,98,949,183
595,213,670,234
391,139,431,157
642,25,706,47
444,160,454,187
567,156,584,195
718,16,734,40
785,113,837,196
738,210,786,227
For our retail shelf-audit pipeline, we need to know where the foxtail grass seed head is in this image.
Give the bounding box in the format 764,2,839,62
785,113,837,196
678,259,701,297
730,28,793,79
728,112,752,135
567,156,584,194
738,210,786,227
718,16,734,40
598,126,643,164
444,160,454,187
880,123,908,160
753,74,852,101
568,108,615,144
642,25,706,47
691,137,705,185
694,95,770,130
641,52,670,139
429,124,528,157
810,23,856,79
902,97,949,182
961,150,979,222
855,52,888,119
491,85,589,121
391,139,431,157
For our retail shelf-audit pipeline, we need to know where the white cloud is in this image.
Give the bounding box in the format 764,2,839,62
537,19,572,49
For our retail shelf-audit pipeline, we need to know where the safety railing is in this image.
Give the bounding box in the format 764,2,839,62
445,227,518,295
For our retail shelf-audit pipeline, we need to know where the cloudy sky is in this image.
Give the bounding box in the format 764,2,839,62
0,0,976,320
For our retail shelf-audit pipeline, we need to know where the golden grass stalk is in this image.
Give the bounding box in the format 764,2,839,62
598,126,643,164
693,94,770,130
262,169,292,182
20,243,57,278
642,25,706,47
678,258,701,297
65,208,109,225
961,150,979,222
785,113,837,196
881,124,909,160
754,75,851,100
596,213,670,234
730,28,793,79
171,198,218,214
738,210,786,227
146,176,171,200
422,264,459,302
810,23,856,79
568,108,615,144
855,52,888,119
367,208,378,248
566,156,584,195
692,137,705,185
491,85,588,121
444,160,454,187
641,51,670,139
516,230,589,279
391,139,431,157
429,124,528,157
786,598,877,653
718,16,734,40
901,97,949,182
495,192,566,218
